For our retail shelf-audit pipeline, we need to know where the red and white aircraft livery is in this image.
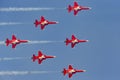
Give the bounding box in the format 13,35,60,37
32,50,56,64
5,35,28,48
62,65,86,78
67,1,91,15
34,16,58,30
65,35,88,48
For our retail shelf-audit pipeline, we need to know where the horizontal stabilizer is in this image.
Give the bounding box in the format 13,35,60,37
34,20,39,27
32,54,36,62
62,68,67,76
67,5,72,13
5,38,9,46
65,38,70,46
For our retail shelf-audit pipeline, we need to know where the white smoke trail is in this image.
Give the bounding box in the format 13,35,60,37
28,41,55,44
0,41,5,45
28,41,63,44
0,71,57,76
0,7,55,12
0,57,28,61
0,22,22,26
0,40,63,45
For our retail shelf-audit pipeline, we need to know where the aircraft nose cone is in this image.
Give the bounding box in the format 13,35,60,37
86,40,89,42
89,7,92,9
56,21,59,24
83,70,86,72
53,56,56,58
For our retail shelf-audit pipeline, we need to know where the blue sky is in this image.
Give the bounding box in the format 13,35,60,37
0,0,120,80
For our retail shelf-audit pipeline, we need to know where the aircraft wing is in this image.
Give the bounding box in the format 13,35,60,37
38,59,43,64
72,35,76,40
40,16,45,22
40,25,45,30
12,44,17,48
69,65,73,69
38,51,43,57
74,10,79,16
71,43,76,48
12,35,17,40
69,73,73,78
74,1,79,7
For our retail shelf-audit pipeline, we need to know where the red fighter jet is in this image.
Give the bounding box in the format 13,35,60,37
67,1,91,15
65,35,88,48
62,65,86,78
5,35,28,48
32,50,56,64
34,16,58,30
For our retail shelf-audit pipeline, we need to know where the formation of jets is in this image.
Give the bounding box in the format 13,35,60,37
33,2,91,30
2,1,91,79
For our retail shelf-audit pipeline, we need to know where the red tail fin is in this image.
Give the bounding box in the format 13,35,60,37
65,38,70,46
68,5,72,13
62,68,67,76
32,54,36,62
34,20,39,27
5,38,9,46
